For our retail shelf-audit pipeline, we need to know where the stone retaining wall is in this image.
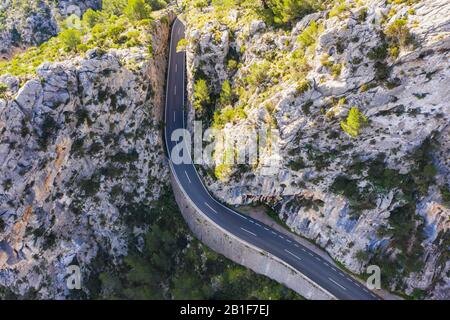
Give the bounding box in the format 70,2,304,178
170,169,336,300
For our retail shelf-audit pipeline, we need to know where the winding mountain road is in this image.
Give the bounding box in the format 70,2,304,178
164,18,380,300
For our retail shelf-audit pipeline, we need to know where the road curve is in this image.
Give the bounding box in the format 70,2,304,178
164,18,380,300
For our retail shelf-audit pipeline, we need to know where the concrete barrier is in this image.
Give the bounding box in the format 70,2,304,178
170,170,336,300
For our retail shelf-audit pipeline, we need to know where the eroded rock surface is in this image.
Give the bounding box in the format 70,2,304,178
185,0,450,298
0,18,171,298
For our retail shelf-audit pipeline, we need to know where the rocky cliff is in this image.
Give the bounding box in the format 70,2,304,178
0,15,171,298
0,0,101,60
183,0,449,298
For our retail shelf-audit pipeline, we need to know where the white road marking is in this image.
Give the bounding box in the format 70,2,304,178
308,252,313,257
271,231,277,235
339,272,345,277
204,202,217,214
233,212,248,220
184,171,191,183
301,248,306,252
173,111,176,122
278,235,284,239
255,223,261,227
264,227,269,231
328,277,347,291
241,228,257,237
331,267,337,271
294,244,299,248
175,64,177,73
286,239,292,243
285,249,302,261
249,220,254,224
315,257,321,261
174,85,177,95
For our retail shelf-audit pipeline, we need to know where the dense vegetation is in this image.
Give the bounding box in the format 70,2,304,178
0,0,169,80
330,137,442,293
79,187,301,300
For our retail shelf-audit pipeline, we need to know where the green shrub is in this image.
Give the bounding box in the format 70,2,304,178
149,0,168,10
176,38,188,52
266,0,322,25
355,250,369,262
219,80,233,107
0,83,8,99
60,29,82,52
124,0,152,21
215,163,232,181
328,0,347,18
213,105,246,128
83,9,103,28
227,59,238,72
38,115,58,149
79,175,101,196
297,21,322,50
340,107,368,137
193,79,210,112
330,175,377,215
357,7,368,22
103,0,128,16
367,43,388,60
389,46,399,58
331,63,342,78
246,61,271,87
320,53,333,67
441,186,450,204
385,19,411,47
193,0,209,9
296,79,311,94
359,82,377,92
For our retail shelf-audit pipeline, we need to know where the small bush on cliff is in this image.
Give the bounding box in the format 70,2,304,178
245,61,271,87
60,29,82,52
219,80,233,107
441,186,450,205
265,0,323,25
83,9,103,28
340,107,368,137
125,0,152,21
297,21,323,54
385,18,411,47
103,0,128,16
0,83,8,99
193,79,211,112
176,38,188,52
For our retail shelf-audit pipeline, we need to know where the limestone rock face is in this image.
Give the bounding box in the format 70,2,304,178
185,0,450,298
0,0,101,59
0,20,171,298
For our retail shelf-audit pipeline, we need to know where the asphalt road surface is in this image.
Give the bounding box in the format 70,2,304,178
164,18,380,300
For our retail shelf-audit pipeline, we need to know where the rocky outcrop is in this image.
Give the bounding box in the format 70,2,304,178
184,0,450,298
0,0,101,59
0,16,172,298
